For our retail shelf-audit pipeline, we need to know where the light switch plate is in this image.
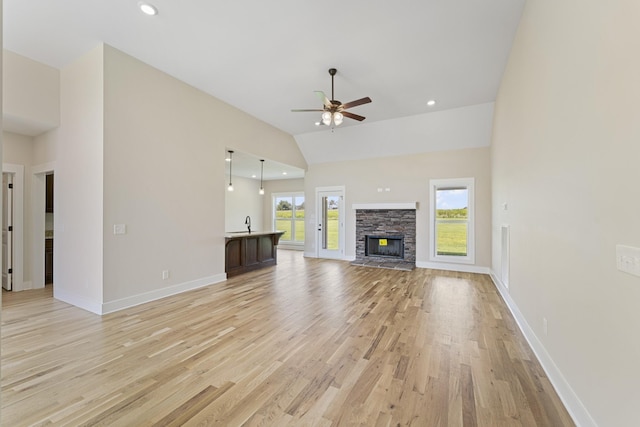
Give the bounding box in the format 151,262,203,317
114,224,127,235
616,245,640,277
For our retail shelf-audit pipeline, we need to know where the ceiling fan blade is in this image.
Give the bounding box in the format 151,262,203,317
341,97,372,110
342,111,366,121
315,91,332,108
291,109,324,112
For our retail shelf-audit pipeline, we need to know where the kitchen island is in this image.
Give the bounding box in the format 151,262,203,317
225,231,286,277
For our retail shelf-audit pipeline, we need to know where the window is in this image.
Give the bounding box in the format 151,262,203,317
273,193,305,245
429,178,475,264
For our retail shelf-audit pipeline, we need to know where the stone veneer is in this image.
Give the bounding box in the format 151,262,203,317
353,209,416,270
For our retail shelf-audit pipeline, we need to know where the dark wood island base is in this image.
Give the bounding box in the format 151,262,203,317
225,231,285,277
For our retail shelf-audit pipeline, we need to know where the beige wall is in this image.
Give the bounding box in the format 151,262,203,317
4,44,305,313
3,49,59,135
32,132,57,166
304,147,491,268
225,176,264,232
491,0,640,425
101,45,305,309
1,0,3,311
3,131,33,164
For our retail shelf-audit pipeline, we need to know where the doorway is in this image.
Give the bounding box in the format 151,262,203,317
45,174,54,285
31,162,55,290
2,164,24,291
316,187,345,259
2,173,14,290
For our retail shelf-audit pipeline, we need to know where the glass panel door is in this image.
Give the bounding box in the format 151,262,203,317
317,189,343,259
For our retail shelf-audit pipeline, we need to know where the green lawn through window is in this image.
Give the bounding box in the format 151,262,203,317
436,220,467,256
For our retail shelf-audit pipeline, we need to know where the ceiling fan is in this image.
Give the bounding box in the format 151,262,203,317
291,68,372,127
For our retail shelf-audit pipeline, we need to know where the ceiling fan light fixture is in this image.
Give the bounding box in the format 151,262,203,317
292,67,372,128
322,111,332,126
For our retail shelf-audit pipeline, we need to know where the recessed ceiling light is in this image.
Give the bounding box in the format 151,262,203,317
251,174,257,178
282,172,288,175
427,99,436,106
139,2,158,16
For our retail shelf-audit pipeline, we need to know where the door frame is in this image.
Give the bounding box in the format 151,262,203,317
32,162,56,290
2,164,25,291
315,186,345,259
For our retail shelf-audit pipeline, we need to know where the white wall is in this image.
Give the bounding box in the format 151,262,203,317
225,176,264,232
2,49,59,136
304,147,491,269
36,45,105,312
491,0,640,425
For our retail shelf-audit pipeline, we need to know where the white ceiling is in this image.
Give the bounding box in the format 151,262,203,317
225,150,305,182
3,0,524,168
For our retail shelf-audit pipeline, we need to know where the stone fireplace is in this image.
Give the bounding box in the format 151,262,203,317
351,203,416,270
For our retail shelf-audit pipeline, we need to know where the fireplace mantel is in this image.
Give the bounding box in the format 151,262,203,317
352,202,417,210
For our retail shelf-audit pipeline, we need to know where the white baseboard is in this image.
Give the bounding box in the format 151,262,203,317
101,274,227,314
54,288,103,315
416,261,490,275
488,270,596,427
302,253,355,262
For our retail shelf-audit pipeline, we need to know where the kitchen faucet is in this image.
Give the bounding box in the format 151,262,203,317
245,216,251,233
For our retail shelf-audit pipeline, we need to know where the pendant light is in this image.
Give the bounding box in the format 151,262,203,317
259,159,265,195
227,150,234,192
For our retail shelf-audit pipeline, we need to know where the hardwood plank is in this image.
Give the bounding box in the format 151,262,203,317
1,251,574,426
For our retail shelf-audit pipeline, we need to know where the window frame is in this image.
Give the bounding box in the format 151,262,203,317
272,191,305,246
429,178,475,265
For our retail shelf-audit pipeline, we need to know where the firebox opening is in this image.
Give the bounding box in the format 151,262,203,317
365,235,404,259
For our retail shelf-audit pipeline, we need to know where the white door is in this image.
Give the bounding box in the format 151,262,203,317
2,173,13,291
316,188,344,259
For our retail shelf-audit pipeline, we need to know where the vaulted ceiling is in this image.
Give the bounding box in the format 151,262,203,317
4,0,524,168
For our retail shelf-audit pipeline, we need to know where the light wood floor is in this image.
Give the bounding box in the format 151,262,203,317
1,251,574,426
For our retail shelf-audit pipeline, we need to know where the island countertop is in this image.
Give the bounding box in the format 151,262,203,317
225,230,285,240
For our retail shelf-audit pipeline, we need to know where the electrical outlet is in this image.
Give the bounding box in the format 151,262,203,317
543,317,548,336
616,245,640,277
113,224,126,235
162,270,170,280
